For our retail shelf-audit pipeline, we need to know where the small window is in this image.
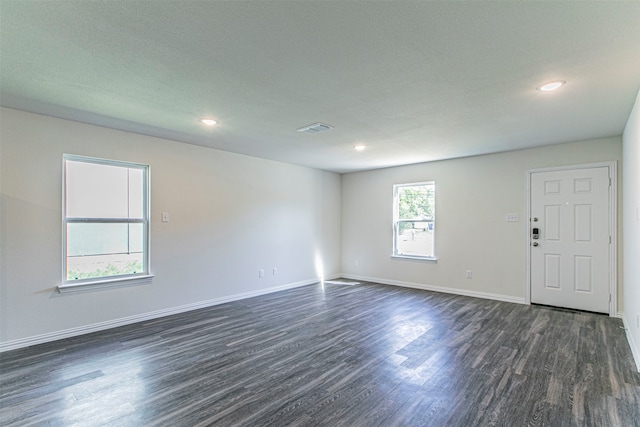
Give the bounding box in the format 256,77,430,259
393,182,435,259
63,155,150,284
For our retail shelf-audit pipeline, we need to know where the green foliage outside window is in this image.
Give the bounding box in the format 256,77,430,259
67,260,143,280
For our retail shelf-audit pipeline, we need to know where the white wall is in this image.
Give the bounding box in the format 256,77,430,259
0,108,342,348
622,89,640,370
0,105,632,357
342,137,622,304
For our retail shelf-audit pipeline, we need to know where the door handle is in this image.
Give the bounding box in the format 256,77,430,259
532,242,539,247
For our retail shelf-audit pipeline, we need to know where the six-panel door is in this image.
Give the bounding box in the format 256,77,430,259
530,167,611,313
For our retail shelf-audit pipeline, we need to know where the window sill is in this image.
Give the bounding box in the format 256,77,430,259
391,254,438,263
57,274,154,293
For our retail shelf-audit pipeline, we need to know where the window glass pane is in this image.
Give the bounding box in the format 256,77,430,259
394,182,435,258
395,220,434,257
128,222,144,253
398,184,434,220
128,168,144,219
66,161,131,218
66,252,143,280
67,223,144,280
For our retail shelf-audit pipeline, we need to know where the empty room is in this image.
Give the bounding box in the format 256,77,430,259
1,1,639,425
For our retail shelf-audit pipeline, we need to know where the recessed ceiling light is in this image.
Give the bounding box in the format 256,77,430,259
200,118,217,126
354,144,366,151
537,80,566,92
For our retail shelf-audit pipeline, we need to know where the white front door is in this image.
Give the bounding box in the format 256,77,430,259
530,166,612,314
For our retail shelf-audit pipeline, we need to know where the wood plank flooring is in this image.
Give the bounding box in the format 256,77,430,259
1,280,639,426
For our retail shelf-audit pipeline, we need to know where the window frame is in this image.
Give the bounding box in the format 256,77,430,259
392,181,436,261
59,154,152,292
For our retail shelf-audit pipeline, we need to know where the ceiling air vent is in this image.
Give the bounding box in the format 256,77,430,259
297,122,333,135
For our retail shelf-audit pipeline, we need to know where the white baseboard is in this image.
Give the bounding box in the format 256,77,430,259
341,273,527,305
621,313,640,373
0,276,335,353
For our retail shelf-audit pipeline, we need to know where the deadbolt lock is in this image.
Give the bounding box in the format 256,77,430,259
532,227,539,239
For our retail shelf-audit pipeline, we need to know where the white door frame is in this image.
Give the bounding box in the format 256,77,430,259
525,161,618,316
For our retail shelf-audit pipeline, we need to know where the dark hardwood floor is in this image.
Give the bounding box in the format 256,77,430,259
1,280,639,426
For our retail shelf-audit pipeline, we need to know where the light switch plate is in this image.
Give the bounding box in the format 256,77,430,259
162,212,170,222
506,213,519,222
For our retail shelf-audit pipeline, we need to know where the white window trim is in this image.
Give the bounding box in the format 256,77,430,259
392,181,437,261
391,254,438,262
59,154,151,292
58,274,154,293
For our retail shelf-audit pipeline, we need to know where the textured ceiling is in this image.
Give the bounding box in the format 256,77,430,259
1,1,639,173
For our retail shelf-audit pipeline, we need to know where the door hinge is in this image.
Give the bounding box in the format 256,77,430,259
609,236,612,244
609,178,612,186
609,294,612,302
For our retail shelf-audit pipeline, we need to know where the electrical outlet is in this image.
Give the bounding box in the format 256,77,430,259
505,213,519,222
258,269,265,278
466,270,472,279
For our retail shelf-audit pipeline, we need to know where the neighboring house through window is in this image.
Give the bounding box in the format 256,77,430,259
62,155,150,287
393,181,435,259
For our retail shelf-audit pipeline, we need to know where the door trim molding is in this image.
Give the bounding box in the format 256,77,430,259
525,161,617,316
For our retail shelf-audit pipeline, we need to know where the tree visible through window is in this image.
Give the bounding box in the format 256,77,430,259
393,182,435,258
63,155,149,282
